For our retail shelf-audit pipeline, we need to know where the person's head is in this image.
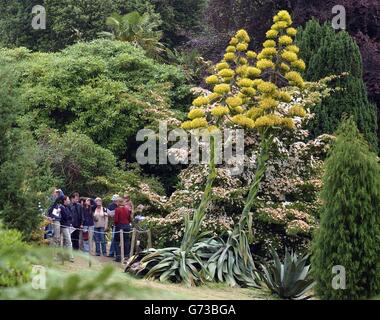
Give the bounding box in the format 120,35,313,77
117,197,125,207
52,188,63,200
63,196,70,206
95,197,102,207
80,197,86,206
124,193,130,202
70,192,80,204
85,198,91,207
111,194,119,203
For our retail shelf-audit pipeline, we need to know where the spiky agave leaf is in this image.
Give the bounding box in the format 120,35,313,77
259,248,315,300
201,230,260,287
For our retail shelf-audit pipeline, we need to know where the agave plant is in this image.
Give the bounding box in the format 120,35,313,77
125,135,218,285
259,248,315,300
202,230,260,287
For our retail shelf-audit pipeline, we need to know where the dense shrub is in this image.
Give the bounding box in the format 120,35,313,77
0,40,190,158
0,227,32,287
312,118,380,299
297,19,378,152
0,66,57,238
0,0,206,51
0,0,116,51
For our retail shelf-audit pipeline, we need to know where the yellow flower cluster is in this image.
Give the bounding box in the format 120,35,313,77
286,45,300,53
246,50,257,59
211,106,230,117
259,97,279,110
236,29,250,42
288,105,307,117
226,96,243,107
263,40,276,48
247,107,263,119
181,117,208,130
240,87,256,96
257,81,277,93
218,68,235,78
256,59,274,70
255,114,294,129
236,43,248,51
266,29,278,38
286,27,297,36
238,78,254,87
224,52,235,61
247,67,261,77
226,45,236,53
281,50,298,62
291,59,306,71
278,35,293,46
261,47,277,56
206,92,220,103
205,75,219,85
213,83,230,94
216,62,229,70
188,108,205,119
280,62,290,72
192,96,208,107
285,71,305,88
231,115,255,128
276,91,292,103
181,12,307,133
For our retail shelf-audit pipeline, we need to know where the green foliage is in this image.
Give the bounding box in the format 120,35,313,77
126,135,218,285
259,248,314,300
0,0,206,52
101,11,164,58
297,19,378,151
0,40,191,158
0,0,116,51
152,0,207,46
0,67,57,238
36,128,119,196
204,231,260,287
311,118,380,299
0,227,32,287
126,246,208,286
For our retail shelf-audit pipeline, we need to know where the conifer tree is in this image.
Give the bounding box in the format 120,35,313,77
311,118,380,299
296,20,378,152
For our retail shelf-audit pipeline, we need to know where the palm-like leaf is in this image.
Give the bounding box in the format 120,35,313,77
103,11,164,57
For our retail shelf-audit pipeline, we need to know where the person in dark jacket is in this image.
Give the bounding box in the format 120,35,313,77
61,196,74,262
82,198,94,253
107,194,119,258
47,190,64,248
114,197,132,262
70,192,84,250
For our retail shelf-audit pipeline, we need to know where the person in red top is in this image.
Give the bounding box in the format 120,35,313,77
114,197,132,262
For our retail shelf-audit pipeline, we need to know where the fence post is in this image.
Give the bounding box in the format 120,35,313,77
130,229,137,257
120,229,124,264
147,229,152,249
88,229,93,268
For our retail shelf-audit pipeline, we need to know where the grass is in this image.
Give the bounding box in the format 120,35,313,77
55,252,275,300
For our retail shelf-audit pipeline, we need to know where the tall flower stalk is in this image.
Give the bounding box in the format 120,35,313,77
238,133,272,235
180,134,217,251
126,10,310,287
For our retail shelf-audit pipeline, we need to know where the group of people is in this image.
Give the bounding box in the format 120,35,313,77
47,189,134,263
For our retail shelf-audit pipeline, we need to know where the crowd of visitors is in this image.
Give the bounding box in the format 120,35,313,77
46,189,133,263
